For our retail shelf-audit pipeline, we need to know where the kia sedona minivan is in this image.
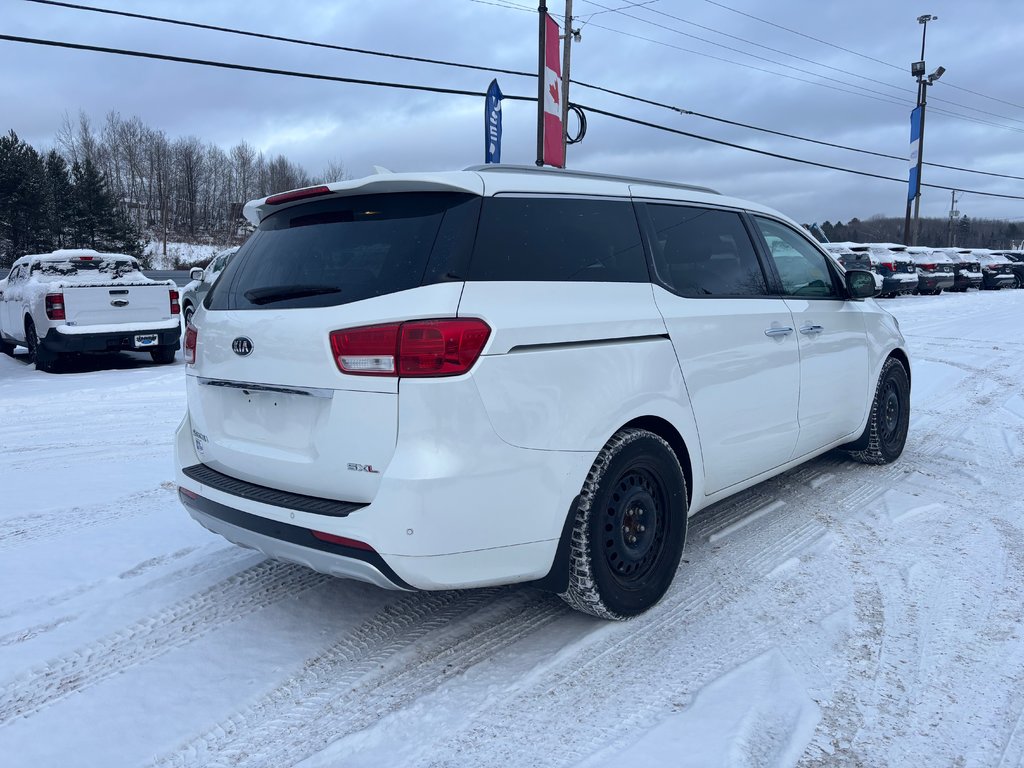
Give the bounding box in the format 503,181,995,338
175,165,909,620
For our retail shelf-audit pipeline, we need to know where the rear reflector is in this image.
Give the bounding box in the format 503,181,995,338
311,530,374,551
266,185,332,206
330,319,491,377
184,323,198,365
170,289,180,315
45,293,66,321
179,486,199,500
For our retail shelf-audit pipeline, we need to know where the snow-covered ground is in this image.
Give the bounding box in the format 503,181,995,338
2,290,1023,767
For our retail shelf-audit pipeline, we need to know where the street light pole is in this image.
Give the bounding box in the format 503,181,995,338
903,14,938,246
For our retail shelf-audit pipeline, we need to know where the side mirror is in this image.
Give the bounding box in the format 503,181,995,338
845,269,878,299
190,267,205,282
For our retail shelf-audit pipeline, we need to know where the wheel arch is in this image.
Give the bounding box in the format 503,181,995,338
888,347,911,388
619,415,693,508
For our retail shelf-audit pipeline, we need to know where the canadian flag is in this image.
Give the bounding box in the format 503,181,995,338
542,13,564,168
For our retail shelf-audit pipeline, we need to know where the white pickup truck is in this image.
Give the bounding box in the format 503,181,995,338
0,249,182,371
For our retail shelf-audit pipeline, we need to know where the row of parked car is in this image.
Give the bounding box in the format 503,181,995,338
821,243,1023,297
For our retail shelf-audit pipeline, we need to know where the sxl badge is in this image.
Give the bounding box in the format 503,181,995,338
347,463,381,474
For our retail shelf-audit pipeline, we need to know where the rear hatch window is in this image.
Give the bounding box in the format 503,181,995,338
208,192,479,311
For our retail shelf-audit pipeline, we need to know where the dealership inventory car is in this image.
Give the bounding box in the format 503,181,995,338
906,247,955,295
932,248,982,292
180,247,239,326
993,251,1024,289
175,166,909,620
973,251,1016,290
865,244,919,297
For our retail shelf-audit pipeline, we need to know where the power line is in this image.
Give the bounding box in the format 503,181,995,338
630,2,1024,126
577,0,1024,128
23,0,531,79
30,0,1024,138
574,80,1024,181
3,32,1023,202
700,0,1024,113
18,1,1024,176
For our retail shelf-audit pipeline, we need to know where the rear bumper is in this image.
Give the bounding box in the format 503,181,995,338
42,325,181,354
881,274,917,294
916,274,954,291
953,274,982,290
981,274,1015,289
179,488,411,590
175,388,594,591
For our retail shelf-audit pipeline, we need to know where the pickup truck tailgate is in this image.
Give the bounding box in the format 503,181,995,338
64,284,175,326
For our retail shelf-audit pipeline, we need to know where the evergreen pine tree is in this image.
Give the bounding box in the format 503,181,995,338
44,150,73,249
69,156,142,257
0,130,53,267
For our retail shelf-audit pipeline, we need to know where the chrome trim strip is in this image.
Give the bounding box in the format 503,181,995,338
197,377,334,399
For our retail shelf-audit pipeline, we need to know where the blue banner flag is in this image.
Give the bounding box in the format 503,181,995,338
908,106,922,201
485,79,503,164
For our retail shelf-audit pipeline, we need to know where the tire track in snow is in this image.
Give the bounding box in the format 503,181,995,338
0,485,178,553
150,589,564,768
0,560,327,725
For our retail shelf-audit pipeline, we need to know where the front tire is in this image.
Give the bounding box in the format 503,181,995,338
182,302,195,327
845,357,910,465
560,429,688,620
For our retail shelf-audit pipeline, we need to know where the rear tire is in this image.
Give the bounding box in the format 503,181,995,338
150,345,176,364
845,357,910,465
25,318,58,373
559,429,688,620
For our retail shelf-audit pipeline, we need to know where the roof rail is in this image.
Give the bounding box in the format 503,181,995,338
463,164,720,195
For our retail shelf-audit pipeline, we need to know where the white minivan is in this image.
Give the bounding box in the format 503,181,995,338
175,166,909,619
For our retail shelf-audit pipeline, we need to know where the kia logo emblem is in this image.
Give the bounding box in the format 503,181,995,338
232,337,254,356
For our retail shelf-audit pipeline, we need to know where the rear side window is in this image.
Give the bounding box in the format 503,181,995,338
647,205,768,296
468,197,648,282
209,192,478,310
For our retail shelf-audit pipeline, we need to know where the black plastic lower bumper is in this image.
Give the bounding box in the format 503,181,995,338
42,326,180,354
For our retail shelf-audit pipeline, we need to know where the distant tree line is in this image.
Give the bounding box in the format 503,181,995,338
816,215,1022,249
1,110,347,268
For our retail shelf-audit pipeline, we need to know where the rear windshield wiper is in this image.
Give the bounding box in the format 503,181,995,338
244,285,343,305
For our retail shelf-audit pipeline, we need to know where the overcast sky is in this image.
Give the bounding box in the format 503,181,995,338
2,0,1021,226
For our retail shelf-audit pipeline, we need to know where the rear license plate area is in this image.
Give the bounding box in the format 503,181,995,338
134,334,158,348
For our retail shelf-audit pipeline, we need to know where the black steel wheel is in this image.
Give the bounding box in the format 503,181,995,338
560,428,688,620
845,357,910,465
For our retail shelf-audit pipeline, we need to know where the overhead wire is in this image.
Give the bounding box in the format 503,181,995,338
576,0,1024,127
15,1,1024,177
699,0,1024,113
2,32,1023,201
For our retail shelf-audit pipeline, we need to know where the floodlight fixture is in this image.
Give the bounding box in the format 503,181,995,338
917,13,937,23
928,65,946,83
911,60,926,77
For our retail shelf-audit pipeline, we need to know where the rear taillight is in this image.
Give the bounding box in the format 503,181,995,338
170,289,180,315
330,318,491,377
184,323,198,365
920,263,935,270
45,293,66,321
879,262,894,270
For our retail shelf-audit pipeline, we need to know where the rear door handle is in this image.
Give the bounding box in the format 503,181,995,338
764,326,794,338
800,325,824,336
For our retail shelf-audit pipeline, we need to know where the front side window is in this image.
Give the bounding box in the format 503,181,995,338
647,205,768,296
468,197,648,282
754,217,839,298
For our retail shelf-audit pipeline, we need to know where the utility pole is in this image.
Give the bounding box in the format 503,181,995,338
560,0,576,163
947,189,959,247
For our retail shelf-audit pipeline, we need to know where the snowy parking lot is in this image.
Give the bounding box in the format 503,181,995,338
2,290,1023,768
